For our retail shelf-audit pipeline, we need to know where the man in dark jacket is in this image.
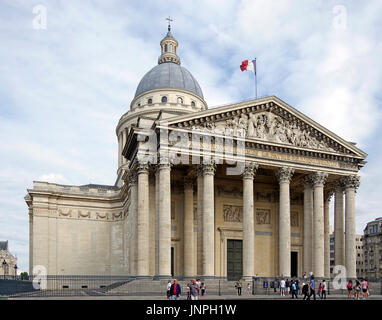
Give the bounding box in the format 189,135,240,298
170,279,181,300
302,282,309,300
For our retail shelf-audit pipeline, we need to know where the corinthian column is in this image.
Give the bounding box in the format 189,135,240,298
157,159,172,278
277,166,294,278
342,175,360,279
183,176,195,277
196,166,203,276
242,162,258,281
334,181,345,267
302,176,313,275
311,171,328,278
324,190,333,278
128,170,138,275
137,162,150,276
202,162,215,277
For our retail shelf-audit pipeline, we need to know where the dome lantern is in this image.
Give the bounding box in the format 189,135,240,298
158,17,180,65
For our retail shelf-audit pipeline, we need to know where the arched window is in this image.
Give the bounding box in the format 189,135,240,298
164,44,168,52
170,44,173,52
148,98,152,104
161,96,167,103
191,101,196,107
177,97,183,104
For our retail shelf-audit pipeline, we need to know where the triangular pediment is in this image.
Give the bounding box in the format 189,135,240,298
161,96,367,159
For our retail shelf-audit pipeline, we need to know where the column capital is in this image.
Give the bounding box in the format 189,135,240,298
242,162,259,179
137,162,150,174
301,175,313,188
341,175,360,190
333,179,345,192
157,156,173,171
184,176,194,189
310,171,328,187
128,169,138,185
276,166,294,183
202,161,216,176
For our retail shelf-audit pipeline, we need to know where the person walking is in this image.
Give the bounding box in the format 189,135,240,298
166,280,171,300
354,280,361,300
302,282,309,300
321,280,327,299
361,279,368,299
200,282,206,297
346,280,353,299
189,279,200,300
170,279,181,300
285,279,290,296
307,276,316,300
291,281,298,299
235,279,242,296
280,278,286,296
317,282,322,298
247,283,251,295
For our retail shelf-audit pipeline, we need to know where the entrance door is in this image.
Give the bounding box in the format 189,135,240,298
171,247,174,276
291,251,298,277
227,240,243,280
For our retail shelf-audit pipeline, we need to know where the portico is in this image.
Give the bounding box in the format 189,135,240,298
123,98,364,279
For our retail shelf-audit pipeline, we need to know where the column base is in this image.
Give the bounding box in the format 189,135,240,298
243,276,253,282
153,275,172,280
134,275,154,280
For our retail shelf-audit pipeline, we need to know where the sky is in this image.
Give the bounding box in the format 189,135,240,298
0,0,381,273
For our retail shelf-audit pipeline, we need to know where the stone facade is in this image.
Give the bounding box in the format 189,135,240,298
26,28,367,279
0,241,17,277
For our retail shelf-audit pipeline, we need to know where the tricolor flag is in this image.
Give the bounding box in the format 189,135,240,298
240,59,256,74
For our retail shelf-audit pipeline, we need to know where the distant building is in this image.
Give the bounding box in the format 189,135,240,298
330,233,364,278
0,240,18,278
363,217,382,280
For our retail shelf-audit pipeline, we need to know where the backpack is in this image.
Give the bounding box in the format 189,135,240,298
347,283,352,289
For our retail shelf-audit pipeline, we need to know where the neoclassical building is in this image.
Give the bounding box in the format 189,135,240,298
26,26,367,280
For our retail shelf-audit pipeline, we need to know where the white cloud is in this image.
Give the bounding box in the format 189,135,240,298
37,173,69,185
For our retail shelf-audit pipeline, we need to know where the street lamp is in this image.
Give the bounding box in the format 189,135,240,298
14,264,18,280
2,260,7,280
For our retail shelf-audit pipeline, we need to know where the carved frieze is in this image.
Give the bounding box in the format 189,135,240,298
78,210,91,219
223,205,242,222
291,211,299,227
189,110,338,152
58,209,72,218
256,209,271,224
217,185,242,197
255,192,273,202
57,208,124,222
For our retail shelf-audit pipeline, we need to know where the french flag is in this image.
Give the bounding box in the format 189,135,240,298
240,59,256,74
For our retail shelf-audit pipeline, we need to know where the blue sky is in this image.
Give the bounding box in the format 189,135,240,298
0,0,381,273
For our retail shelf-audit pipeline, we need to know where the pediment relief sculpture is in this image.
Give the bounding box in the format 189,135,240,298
189,111,337,152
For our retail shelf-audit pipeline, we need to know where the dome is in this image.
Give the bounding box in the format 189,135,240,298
134,62,204,99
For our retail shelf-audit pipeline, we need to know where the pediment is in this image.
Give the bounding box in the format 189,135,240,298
162,96,367,159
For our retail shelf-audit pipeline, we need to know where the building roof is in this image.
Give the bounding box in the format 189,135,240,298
0,241,8,251
81,184,119,190
134,62,204,99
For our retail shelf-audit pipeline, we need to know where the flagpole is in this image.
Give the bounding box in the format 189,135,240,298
255,58,257,99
